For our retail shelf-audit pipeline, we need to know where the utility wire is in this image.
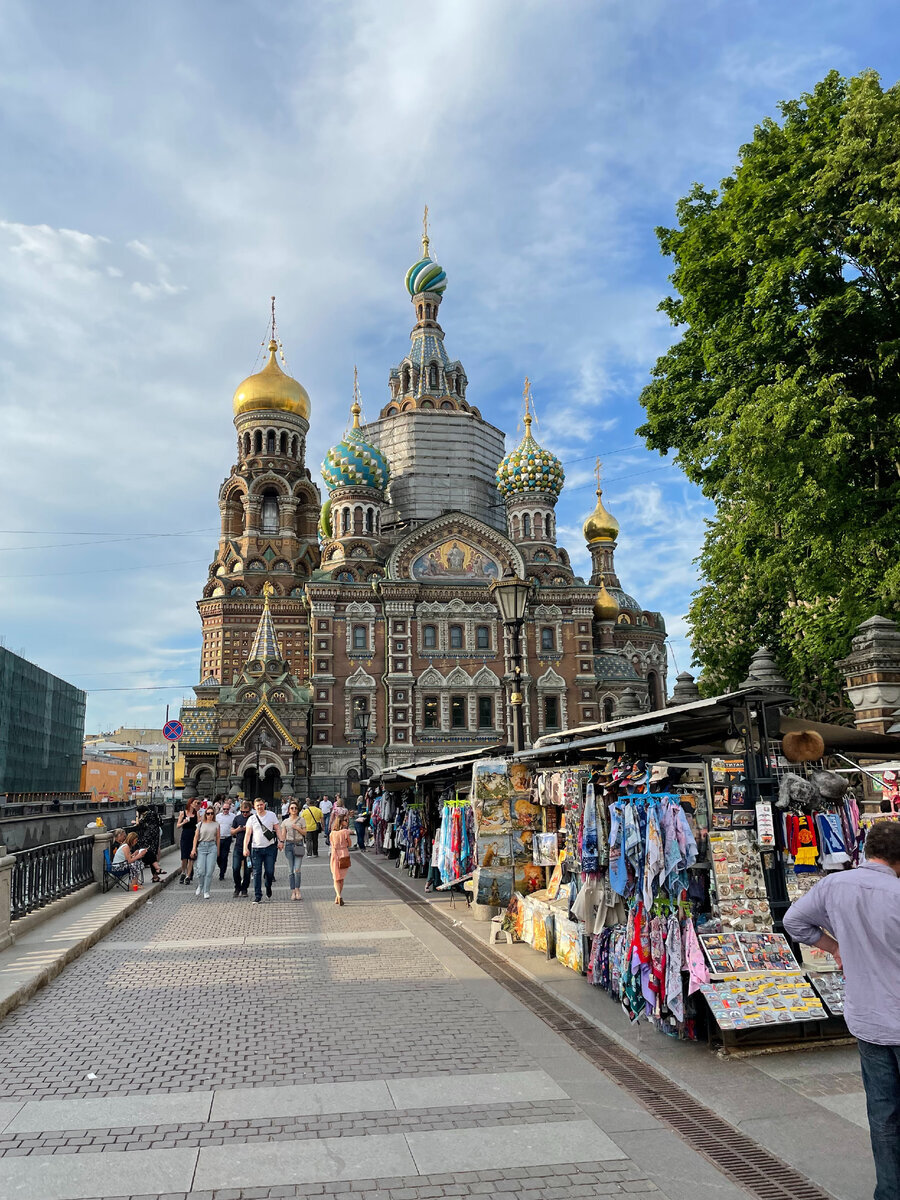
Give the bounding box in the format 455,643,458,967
2,558,209,579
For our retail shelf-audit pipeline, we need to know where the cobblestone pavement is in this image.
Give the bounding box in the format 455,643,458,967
0,855,699,1200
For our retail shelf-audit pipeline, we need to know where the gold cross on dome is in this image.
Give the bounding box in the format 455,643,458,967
422,205,431,258
595,457,603,492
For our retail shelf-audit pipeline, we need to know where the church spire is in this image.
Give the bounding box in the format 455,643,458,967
247,582,282,663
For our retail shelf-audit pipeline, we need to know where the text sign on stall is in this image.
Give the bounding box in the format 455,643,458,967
163,719,184,742
755,801,776,847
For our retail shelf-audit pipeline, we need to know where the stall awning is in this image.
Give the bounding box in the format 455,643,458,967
385,743,508,782
778,715,900,757
515,722,668,761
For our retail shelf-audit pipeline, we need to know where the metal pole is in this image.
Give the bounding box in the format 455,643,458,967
360,723,368,783
510,619,525,754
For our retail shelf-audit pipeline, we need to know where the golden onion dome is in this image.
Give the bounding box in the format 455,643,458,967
593,582,619,621
583,486,619,543
233,341,310,420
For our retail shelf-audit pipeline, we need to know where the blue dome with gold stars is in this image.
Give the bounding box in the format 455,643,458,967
496,409,564,499
321,400,390,493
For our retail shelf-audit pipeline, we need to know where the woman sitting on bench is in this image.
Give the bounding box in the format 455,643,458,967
111,829,147,884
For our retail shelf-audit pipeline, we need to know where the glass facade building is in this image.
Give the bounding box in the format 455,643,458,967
0,648,86,794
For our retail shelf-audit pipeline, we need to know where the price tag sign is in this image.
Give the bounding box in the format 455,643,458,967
756,800,776,847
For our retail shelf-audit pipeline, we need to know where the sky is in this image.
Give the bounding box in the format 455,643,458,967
1,0,897,735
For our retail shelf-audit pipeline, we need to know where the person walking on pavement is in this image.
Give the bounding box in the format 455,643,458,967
191,807,220,899
177,799,198,885
318,794,333,843
353,794,370,852
245,796,279,903
300,797,324,857
231,798,252,897
329,810,352,906
215,799,235,880
280,801,306,900
784,820,900,1200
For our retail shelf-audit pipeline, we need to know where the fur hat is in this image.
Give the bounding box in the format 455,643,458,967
777,772,818,810
811,770,849,802
782,729,826,764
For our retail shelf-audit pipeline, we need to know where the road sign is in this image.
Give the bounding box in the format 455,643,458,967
163,719,184,742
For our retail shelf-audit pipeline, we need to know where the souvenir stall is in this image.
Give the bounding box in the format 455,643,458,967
480,686,900,1049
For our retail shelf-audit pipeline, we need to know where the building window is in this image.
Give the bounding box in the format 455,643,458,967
603,697,615,721
352,625,368,650
423,624,437,649
522,513,531,538
541,627,555,651
449,624,464,649
477,696,493,728
476,625,490,650
544,695,560,729
451,695,467,728
424,696,439,729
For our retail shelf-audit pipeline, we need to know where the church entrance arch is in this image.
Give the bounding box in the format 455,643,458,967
241,765,282,806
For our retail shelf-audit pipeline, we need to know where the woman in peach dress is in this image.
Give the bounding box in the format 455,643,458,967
329,811,352,905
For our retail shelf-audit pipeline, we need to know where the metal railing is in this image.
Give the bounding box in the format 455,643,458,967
10,835,95,921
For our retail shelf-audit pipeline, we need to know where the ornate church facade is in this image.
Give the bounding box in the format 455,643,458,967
179,233,667,800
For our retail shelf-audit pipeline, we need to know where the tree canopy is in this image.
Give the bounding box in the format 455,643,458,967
639,69,900,717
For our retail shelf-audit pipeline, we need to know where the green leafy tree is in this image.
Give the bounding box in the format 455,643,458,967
639,69,900,718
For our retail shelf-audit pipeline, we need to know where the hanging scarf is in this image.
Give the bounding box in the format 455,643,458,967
581,782,600,876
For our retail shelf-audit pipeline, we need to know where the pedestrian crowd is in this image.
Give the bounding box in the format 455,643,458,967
172,792,372,904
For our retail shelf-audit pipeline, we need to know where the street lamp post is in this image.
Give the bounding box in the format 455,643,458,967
354,702,371,789
489,569,532,754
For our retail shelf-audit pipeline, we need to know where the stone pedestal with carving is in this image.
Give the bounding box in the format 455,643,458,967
838,615,900,733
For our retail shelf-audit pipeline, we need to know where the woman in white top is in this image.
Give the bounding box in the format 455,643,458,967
111,830,147,884
191,808,220,899
279,800,306,901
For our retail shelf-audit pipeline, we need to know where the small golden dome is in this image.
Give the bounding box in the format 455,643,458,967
583,487,619,543
593,582,619,621
233,341,310,420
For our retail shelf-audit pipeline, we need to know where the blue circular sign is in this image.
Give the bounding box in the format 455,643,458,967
163,719,184,741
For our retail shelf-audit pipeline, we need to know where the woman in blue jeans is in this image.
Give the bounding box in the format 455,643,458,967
279,800,306,900
191,808,220,899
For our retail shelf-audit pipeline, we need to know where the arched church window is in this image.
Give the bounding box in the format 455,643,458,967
647,670,663,710
365,508,374,533
534,513,543,539
267,430,276,454
243,432,251,456
291,434,298,457
402,366,410,393
441,400,454,410
455,376,462,396
341,508,350,535
353,506,363,534
254,430,262,453
429,363,438,389
449,624,464,649
603,697,615,722
523,513,531,538
261,490,279,534
423,624,437,650
280,431,287,454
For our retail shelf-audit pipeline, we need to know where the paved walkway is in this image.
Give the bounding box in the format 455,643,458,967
0,848,759,1200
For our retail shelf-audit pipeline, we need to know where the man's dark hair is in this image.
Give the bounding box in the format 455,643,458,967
864,820,900,865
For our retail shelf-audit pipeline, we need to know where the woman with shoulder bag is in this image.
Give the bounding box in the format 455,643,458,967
329,811,352,906
279,800,306,901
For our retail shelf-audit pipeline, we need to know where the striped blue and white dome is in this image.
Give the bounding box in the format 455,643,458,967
321,406,390,493
405,255,447,297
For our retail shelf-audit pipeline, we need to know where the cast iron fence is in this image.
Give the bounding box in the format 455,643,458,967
10,834,95,921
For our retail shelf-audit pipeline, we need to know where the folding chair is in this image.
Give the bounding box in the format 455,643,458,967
103,848,143,893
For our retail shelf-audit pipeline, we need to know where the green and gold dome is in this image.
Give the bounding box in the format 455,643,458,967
496,409,564,499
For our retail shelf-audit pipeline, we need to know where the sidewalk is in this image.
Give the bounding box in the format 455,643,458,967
0,846,179,1021
0,847,750,1200
359,851,875,1200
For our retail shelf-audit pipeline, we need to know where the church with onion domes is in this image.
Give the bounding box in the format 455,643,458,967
178,226,667,801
